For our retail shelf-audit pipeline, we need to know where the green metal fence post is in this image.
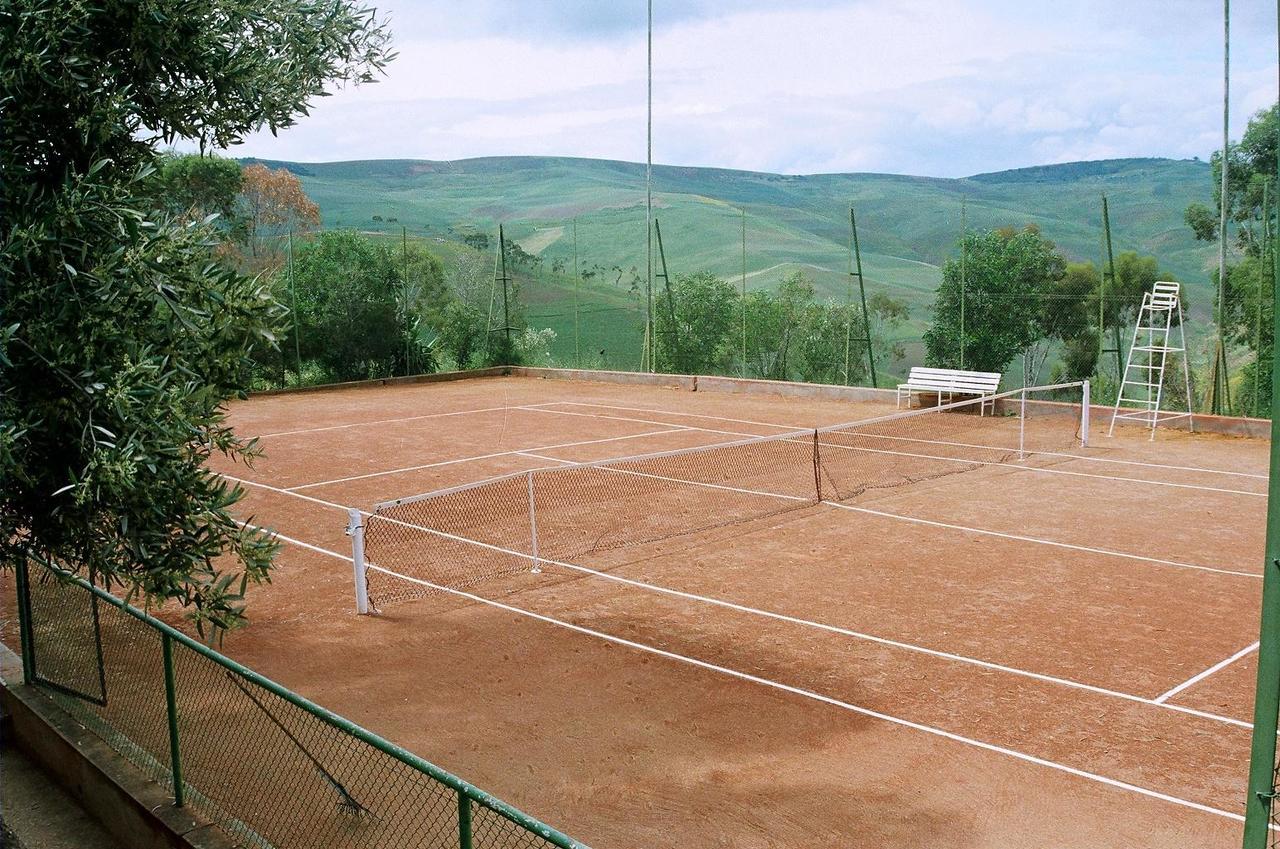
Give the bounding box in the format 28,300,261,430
161,634,185,808
13,557,34,685
458,790,473,849
1240,10,1280,833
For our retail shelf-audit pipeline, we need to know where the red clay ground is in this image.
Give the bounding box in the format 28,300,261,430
149,376,1276,846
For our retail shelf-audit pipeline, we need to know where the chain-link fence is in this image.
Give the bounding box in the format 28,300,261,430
11,559,586,849
242,221,1271,420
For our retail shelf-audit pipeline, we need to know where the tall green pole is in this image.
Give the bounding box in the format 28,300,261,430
844,211,854,384
1102,195,1121,381
1240,8,1280,845
849,206,876,388
1260,182,1271,417
645,0,654,373
499,224,511,361
287,230,302,381
741,208,747,378
402,226,411,376
1215,0,1233,416
959,199,967,370
573,217,581,368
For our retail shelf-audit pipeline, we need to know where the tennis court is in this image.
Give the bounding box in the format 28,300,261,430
208,372,1267,848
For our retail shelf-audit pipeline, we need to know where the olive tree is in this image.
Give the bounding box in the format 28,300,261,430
0,0,393,633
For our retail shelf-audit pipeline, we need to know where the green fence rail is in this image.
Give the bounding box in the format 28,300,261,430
12,558,587,849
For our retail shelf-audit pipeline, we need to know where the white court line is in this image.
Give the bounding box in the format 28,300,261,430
816,438,1265,498
337,550,1255,827
247,402,564,439
826,501,1260,580
1155,642,1260,704
286,427,693,491
559,400,1267,481
518,405,762,439
550,400,813,432
224,474,353,512
821,429,1269,488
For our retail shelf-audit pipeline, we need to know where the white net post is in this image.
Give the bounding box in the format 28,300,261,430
527,471,541,574
348,508,369,614
1018,387,1027,460
1081,379,1091,447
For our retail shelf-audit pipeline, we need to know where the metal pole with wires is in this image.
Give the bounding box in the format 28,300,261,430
1213,0,1233,415
573,217,581,368
645,0,654,373
959,199,967,370
741,208,747,377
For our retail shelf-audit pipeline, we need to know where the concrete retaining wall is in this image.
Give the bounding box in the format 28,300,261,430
250,366,509,397
250,365,1272,440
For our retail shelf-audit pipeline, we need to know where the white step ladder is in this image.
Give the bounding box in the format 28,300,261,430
1108,281,1194,439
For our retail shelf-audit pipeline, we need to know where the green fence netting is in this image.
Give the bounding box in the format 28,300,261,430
12,559,586,849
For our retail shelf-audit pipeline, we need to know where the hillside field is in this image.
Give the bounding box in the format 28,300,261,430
249,155,1218,379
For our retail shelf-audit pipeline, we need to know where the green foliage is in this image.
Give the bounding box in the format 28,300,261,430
924,228,1067,374
654,271,738,374
151,152,245,227
0,0,392,633
285,231,446,381
735,269,896,384
1224,255,1274,417
1185,103,1277,257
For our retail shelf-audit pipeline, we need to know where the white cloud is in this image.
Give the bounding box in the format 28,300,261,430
228,0,1279,177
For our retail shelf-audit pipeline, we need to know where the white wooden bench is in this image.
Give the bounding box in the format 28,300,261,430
896,367,1002,415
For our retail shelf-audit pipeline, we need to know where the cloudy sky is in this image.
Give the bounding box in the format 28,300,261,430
231,0,1279,178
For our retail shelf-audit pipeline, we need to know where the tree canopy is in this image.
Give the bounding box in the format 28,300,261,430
924,227,1067,374
285,230,447,381
0,0,393,633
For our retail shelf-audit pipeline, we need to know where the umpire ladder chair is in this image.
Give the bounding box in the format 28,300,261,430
1108,281,1194,440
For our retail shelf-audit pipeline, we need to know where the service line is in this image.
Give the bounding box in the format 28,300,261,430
1155,641,1260,704
246,401,566,439
286,427,696,491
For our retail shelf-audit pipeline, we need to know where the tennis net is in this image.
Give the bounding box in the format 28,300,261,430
360,381,1088,609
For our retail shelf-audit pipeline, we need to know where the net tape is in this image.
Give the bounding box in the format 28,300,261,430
364,382,1086,608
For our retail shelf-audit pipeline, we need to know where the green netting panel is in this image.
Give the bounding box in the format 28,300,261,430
27,572,173,790
169,639,462,848
25,568,107,704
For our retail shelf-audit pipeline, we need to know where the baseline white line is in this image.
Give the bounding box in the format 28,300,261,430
353,556,1253,827
550,400,812,432
286,427,693,491
248,402,564,439
816,439,1265,498
518,405,765,439
560,400,1267,481
1155,642,1260,704
826,502,1259,579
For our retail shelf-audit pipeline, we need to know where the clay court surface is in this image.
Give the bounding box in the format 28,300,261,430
201,374,1267,848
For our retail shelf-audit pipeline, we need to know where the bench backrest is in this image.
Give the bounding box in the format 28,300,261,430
905,367,1002,394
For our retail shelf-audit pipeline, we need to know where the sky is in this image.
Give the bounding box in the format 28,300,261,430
229,0,1280,178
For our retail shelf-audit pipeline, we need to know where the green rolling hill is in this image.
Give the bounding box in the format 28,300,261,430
244,155,1217,376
